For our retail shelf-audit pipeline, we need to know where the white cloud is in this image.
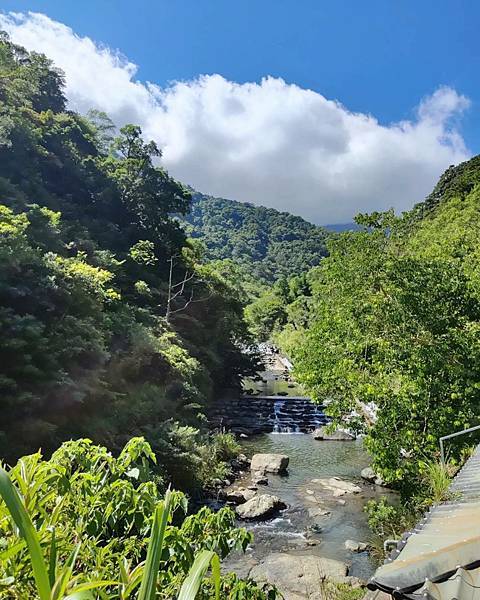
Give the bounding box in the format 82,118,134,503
0,11,471,224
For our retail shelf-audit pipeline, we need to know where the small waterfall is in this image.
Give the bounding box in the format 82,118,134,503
272,399,297,433
270,397,328,434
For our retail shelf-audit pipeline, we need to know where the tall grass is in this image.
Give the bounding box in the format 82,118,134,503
421,460,456,504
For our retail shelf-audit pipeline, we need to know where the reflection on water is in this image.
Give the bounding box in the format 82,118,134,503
243,368,306,398
223,433,395,580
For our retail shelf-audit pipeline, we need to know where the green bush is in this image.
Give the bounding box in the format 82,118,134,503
0,438,277,599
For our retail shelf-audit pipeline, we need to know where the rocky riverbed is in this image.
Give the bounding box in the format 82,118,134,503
220,434,396,599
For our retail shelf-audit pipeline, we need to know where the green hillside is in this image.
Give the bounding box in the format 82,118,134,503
0,33,258,487
181,191,329,285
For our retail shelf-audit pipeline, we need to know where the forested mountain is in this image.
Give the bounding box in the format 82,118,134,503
0,33,258,490
180,191,329,285
0,33,282,599
247,155,480,493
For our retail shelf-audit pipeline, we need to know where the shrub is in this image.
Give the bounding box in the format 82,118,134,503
0,438,277,599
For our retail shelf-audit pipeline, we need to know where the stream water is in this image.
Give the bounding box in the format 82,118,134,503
222,363,395,581
224,434,394,580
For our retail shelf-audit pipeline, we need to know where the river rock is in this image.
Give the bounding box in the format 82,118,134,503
361,466,386,486
311,477,361,496
345,539,368,553
251,453,289,475
226,488,256,504
235,494,286,520
307,507,331,518
250,553,352,599
252,475,268,485
312,427,355,441
360,467,376,482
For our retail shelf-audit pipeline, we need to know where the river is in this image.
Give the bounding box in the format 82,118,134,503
222,361,395,582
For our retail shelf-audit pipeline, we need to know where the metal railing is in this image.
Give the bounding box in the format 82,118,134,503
439,424,480,465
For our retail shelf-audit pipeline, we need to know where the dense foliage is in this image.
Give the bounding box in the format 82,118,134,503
0,437,277,598
252,158,480,492
0,32,258,490
180,191,329,287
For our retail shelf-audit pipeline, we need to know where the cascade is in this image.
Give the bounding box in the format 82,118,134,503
209,394,329,435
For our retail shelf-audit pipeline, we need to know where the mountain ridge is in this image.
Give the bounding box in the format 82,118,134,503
180,190,330,285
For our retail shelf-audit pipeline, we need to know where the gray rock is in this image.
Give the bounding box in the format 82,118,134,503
345,539,368,553
312,427,355,441
235,494,286,520
252,475,268,485
250,553,355,599
310,477,361,495
361,467,376,483
251,453,289,475
226,488,256,504
307,507,330,519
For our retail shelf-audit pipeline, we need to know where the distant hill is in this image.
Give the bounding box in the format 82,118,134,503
181,192,329,284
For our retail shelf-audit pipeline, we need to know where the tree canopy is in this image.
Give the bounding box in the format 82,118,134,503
180,191,329,287
256,159,480,492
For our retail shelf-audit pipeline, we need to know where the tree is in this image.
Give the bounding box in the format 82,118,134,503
292,210,480,491
100,125,190,243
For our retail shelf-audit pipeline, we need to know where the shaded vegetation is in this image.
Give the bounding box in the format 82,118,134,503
0,32,258,492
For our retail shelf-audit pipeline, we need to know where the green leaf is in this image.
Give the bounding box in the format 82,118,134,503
211,553,221,600
177,550,216,600
48,527,57,586
137,488,173,600
0,467,51,600
51,543,81,600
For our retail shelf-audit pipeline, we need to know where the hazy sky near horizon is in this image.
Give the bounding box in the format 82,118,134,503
1,1,479,224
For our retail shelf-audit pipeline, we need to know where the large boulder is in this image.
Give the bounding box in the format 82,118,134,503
312,427,355,441
251,453,289,475
250,553,356,599
235,494,286,520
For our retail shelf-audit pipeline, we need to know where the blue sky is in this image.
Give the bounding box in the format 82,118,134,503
1,1,478,223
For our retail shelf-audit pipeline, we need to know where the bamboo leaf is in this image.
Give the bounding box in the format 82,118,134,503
211,553,221,600
48,527,57,586
137,488,173,600
0,467,51,600
66,580,118,595
51,543,81,600
177,550,215,600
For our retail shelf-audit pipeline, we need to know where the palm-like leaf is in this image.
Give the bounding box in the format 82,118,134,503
137,488,173,600
0,467,51,600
